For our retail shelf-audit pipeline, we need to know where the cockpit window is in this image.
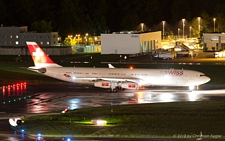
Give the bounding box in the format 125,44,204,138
200,74,205,77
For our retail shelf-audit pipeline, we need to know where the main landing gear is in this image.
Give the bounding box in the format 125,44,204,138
107,88,118,93
107,86,125,93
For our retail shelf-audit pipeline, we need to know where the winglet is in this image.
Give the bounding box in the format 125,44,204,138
26,42,61,68
108,64,115,68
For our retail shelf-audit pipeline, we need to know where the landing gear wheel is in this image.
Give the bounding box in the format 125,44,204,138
107,88,118,93
113,88,118,93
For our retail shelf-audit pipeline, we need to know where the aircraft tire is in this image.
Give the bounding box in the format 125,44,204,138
113,88,118,93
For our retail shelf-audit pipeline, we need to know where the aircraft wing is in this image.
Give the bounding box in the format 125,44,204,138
99,77,140,83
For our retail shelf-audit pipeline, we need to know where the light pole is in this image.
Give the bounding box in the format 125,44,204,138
182,19,185,39
85,33,88,45
189,26,192,38
198,17,201,36
213,18,216,32
162,21,165,40
178,28,180,39
120,55,122,63
140,23,144,32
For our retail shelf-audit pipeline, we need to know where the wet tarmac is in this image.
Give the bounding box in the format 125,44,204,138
1,84,225,141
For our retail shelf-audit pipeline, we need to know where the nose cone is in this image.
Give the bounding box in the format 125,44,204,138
203,76,211,84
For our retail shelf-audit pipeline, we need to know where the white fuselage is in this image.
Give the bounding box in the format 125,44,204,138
33,67,210,87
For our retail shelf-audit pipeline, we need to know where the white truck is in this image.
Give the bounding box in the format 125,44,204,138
214,51,225,58
154,52,176,60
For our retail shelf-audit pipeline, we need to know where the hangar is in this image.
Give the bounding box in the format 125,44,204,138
203,33,225,51
101,31,161,54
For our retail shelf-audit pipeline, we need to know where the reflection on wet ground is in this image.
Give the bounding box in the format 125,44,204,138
1,84,225,140
1,84,225,114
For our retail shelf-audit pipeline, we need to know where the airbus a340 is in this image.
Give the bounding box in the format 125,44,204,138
26,42,210,92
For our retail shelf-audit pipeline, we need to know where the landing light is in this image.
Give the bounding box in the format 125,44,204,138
189,85,195,91
72,76,76,80
129,66,133,70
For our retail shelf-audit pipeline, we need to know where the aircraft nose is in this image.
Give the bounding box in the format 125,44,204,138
204,76,211,83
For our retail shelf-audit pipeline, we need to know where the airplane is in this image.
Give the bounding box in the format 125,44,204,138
26,42,210,92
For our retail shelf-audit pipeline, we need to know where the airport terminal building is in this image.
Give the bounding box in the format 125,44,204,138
101,31,161,54
203,33,225,51
0,26,72,55
0,26,59,47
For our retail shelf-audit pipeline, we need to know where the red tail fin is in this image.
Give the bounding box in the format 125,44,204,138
26,42,61,68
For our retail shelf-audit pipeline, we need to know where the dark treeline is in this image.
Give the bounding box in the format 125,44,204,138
1,0,225,39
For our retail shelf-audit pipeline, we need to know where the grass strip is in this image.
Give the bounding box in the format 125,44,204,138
13,100,225,138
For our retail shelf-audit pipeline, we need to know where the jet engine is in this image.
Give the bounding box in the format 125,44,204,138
38,68,47,73
121,82,139,89
94,81,111,88
28,67,46,73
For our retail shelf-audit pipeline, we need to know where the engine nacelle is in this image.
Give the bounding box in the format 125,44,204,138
9,116,24,127
28,67,46,73
121,82,139,89
38,68,47,73
94,81,111,88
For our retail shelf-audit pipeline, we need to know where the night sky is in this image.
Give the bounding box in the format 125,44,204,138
1,0,225,39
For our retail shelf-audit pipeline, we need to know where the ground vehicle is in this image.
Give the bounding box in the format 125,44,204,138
176,51,190,57
154,52,176,59
214,51,225,58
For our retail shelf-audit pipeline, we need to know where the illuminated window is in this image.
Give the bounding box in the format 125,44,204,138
10,35,13,38
15,41,19,44
47,42,49,45
16,35,19,38
40,42,43,44
211,36,218,41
